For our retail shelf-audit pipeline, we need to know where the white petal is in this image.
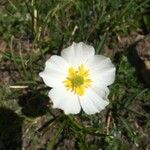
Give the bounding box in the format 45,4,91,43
48,87,81,114
87,89,109,112
86,55,113,71
92,67,116,87
39,71,65,87
86,55,116,86
92,86,110,99
79,92,99,115
39,55,69,87
44,55,69,73
61,42,95,67
79,88,109,114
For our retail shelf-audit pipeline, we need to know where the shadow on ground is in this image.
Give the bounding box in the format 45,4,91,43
127,36,150,87
0,107,23,150
114,38,150,87
18,91,49,118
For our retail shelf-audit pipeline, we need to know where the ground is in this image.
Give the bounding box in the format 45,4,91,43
0,0,150,150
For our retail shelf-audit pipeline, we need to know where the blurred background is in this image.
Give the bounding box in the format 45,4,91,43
0,0,150,149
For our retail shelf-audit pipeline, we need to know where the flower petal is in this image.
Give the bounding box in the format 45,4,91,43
39,71,65,88
44,55,69,73
48,87,81,114
92,67,116,87
88,87,109,110
79,93,99,115
92,86,110,99
39,55,69,87
79,88,109,114
61,42,95,67
86,55,116,86
86,55,113,71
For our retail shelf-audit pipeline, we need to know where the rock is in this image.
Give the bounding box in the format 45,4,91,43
136,34,150,86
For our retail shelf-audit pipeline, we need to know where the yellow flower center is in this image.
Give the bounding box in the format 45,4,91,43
63,64,92,96
72,75,84,86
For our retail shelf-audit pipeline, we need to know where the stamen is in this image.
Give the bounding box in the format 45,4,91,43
63,65,92,96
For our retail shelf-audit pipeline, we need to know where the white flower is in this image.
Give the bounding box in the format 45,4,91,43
39,42,116,115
